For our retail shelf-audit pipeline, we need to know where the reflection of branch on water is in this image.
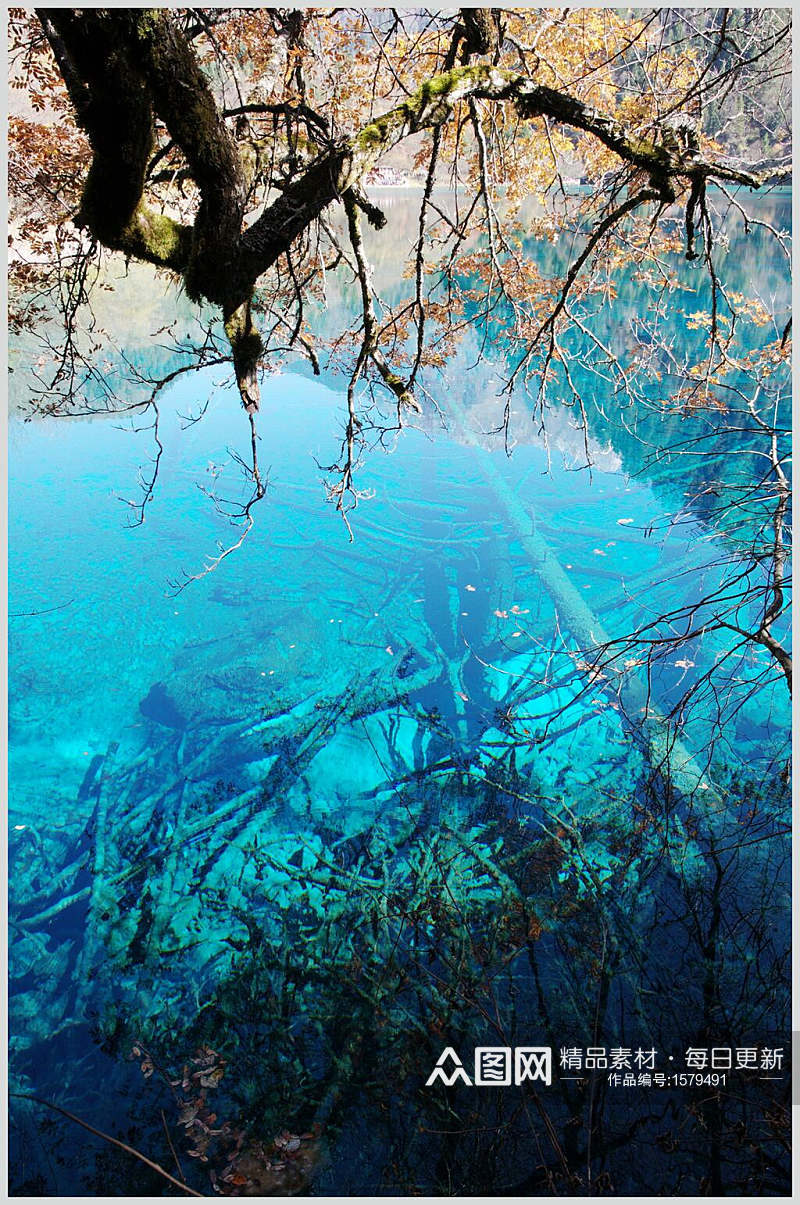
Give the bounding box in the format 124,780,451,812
9,598,75,618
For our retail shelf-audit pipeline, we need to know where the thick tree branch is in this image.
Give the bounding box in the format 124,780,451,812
38,8,192,272
241,63,761,287
119,9,248,305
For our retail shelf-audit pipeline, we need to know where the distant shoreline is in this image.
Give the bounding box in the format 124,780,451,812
364,179,792,195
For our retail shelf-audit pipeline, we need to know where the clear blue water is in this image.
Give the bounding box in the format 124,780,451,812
8,194,791,1196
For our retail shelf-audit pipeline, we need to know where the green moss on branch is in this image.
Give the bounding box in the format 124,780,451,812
224,301,264,412
120,206,192,273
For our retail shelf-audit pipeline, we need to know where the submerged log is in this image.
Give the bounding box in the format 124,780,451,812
48,641,446,1002
453,412,723,815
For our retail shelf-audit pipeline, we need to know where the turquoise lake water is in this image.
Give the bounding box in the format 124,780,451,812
8,193,791,1195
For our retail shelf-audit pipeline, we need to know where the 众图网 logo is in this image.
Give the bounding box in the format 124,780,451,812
426,1047,552,1087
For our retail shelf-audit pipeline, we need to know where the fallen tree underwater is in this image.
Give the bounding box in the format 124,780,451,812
9,494,723,1070
8,490,789,1194
455,409,724,812
9,369,789,1197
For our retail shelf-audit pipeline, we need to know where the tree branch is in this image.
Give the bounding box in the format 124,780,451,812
120,9,248,305
241,63,761,287
38,9,191,272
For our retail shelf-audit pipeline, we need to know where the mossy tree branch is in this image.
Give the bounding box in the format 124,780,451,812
118,9,249,306
37,8,192,273
241,62,761,287
39,8,261,405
